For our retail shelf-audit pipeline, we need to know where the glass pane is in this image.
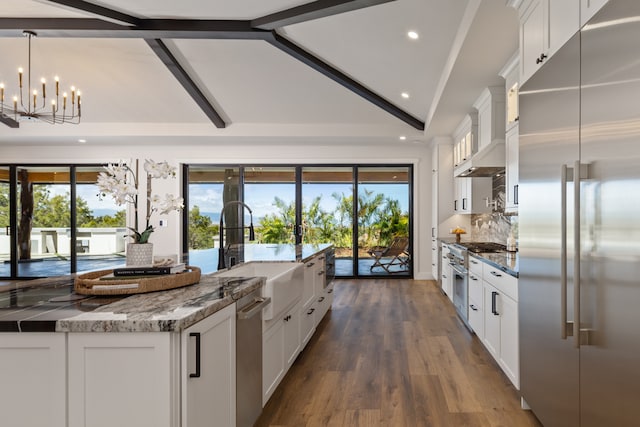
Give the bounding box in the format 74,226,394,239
187,166,240,273
357,166,411,276
17,166,71,277
76,166,127,273
244,167,296,246
0,167,9,277
302,166,353,276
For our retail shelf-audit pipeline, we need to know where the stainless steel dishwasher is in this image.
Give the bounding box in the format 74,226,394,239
236,289,270,427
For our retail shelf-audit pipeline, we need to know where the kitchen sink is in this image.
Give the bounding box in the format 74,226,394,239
214,261,303,320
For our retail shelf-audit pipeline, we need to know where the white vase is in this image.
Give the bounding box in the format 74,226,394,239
126,243,154,267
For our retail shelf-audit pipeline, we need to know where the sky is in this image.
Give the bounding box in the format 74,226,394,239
41,182,409,219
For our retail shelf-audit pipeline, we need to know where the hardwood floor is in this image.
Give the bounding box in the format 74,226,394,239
255,279,542,427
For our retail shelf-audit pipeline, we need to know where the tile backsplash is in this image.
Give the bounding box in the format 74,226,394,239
469,174,518,246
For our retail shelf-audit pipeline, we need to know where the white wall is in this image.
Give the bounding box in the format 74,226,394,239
2,141,434,279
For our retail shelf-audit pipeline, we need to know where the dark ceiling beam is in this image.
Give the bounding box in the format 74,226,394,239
0,18,271,40
0,114,20,128
266,32,424,130
42,0,141,26
145,39,226,128
251,0,395,30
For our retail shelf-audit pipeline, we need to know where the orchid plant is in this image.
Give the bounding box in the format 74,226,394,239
97,159,184,243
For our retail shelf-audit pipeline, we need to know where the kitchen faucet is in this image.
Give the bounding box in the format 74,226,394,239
218,201,255,270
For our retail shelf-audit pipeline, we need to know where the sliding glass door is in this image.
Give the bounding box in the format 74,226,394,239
357,166,411,277
184,164,413,278
301,167,354,276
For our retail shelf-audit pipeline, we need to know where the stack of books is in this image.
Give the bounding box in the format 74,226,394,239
100,263,187,280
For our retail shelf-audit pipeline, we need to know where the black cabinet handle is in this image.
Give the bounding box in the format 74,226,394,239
514,184,519,205
189,332,201,378
536,53,548,64
491,291,499,316
454,200,458,211
328,289,333,294
306,262,315,267
462,198,468,211
432,227,436,238
284,314,292,322
490,270,502,278
318,296,325,302
470,275,478,281
470,304,478,311
307,308,315,315
470,259,478,265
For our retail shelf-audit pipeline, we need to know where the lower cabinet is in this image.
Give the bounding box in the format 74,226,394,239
262,300,301,406
441,244,453,301
182,303,236,427
481,276,519,389
68,302,236,427
467,256,519,389
68,332,176,427
0,333,67,427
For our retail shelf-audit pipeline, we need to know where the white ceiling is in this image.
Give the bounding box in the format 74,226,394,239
0,0,518,146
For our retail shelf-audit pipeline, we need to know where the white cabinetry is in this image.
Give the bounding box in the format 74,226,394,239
581,0,609,26
262,300,301,405
467,257,484,338
182,303,236,427
454,176,492,215
431,140,454,279
500,53,520,212
517,0,580,84
452,114,477,169
481,264,519,389
505,125,520,210
68,304,237,427
473,86,505,153
1,333,67,427
68,332,175,427
440,243,453,302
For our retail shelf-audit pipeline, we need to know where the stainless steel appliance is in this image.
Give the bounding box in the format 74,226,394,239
235,289,270,427
519,1,640,425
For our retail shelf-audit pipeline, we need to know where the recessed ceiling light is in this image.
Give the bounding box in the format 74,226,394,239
407,31,419,40
401,92,410,99
399,136,407,140
78,139,86,143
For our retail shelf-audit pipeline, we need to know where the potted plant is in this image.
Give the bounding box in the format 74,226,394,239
97,159,183,266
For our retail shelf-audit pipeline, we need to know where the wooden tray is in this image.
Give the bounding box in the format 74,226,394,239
74,266,201,296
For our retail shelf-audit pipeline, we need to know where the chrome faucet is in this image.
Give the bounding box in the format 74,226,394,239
218,201,255,270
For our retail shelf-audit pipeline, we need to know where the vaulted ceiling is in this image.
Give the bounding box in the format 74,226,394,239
0,0,518,146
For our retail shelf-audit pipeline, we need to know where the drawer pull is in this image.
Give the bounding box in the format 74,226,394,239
490,271,502,278
470,304,478,311
470,275,478,281
470,259,478,265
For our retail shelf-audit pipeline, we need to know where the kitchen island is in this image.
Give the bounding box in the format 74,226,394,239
0,243,334,427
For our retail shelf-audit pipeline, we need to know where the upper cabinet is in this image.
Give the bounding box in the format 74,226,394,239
452,113,478,169
499,53,520,212
581,0,609,26
473,86,505,153
513,0,608,84
518,0,579,84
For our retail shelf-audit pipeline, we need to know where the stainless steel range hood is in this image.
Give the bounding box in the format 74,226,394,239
454,139,505,177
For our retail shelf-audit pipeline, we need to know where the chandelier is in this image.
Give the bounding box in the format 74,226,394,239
0,31,81,128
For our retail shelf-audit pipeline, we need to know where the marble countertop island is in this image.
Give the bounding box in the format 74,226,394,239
0,274,263,333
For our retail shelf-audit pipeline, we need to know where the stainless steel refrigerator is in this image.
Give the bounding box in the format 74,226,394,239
519,1,640,426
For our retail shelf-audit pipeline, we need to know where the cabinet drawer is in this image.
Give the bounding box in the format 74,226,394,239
482,266,518,301
468,256,483,276
469,272,483,303
468,297,484,338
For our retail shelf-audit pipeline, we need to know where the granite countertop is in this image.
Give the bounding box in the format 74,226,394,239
470,251,519,278
0,274,263,333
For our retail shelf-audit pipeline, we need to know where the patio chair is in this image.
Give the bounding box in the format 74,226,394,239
368,236,410,273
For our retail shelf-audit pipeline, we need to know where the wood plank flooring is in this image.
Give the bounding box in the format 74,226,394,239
255,279,542,427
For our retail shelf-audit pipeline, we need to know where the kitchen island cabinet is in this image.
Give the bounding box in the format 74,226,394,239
0,274,262,427
0,333,66,427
